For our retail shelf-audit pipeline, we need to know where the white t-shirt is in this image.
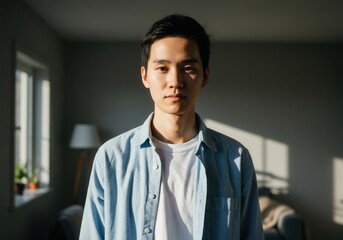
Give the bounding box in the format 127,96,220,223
153,135,198,240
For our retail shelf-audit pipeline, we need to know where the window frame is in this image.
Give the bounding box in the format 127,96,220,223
11,44,51,209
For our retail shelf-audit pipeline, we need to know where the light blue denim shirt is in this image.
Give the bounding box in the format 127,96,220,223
79,113,264,240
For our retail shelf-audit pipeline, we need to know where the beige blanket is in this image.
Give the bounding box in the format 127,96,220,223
259,196,294,230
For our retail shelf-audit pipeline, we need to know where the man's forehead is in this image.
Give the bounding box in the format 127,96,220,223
148,37,201,61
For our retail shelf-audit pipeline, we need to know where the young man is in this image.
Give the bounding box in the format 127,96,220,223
79,14,264,240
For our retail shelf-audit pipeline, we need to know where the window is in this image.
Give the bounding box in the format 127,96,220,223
13,51,50,207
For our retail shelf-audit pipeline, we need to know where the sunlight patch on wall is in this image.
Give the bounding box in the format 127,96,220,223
204,119,289,194
333,157,343,225
264,139,289,193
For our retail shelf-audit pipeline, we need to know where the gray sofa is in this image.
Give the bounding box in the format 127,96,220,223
58,205,84,240
264,210,307,240
259,187,307,240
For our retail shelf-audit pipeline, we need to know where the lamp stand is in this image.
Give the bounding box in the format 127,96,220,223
73,150,93,203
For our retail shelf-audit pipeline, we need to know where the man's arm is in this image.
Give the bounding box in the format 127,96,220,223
240,148,265,239
79,149,106,239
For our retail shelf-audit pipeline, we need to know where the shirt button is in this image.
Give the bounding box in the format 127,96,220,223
143,227,151,234
149,193,156,199
153,164,159,170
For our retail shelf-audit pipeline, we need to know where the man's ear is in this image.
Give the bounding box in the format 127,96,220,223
141,66,150,88
201,67,209,88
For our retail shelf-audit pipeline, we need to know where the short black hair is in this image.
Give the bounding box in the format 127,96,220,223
141,14,211,70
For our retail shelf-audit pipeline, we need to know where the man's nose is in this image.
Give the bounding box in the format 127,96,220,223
167,69,184,88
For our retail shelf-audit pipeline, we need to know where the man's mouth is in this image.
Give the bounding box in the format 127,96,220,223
165,94,186,101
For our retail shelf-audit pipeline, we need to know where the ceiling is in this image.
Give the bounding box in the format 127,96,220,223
23,0,343,42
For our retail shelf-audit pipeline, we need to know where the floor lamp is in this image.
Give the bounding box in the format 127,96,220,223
70,124,101,203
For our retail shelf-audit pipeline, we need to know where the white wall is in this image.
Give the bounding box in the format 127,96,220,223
65,41,343,239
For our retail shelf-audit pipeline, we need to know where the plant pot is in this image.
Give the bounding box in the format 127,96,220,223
28,181,39,189
15,183,25,195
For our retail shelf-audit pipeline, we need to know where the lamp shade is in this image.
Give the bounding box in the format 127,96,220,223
69,124,101,149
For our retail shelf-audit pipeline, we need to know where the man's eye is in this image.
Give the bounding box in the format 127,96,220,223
184,66,196,73
156,66,168,72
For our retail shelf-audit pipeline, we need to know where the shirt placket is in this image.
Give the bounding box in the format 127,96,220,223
142,149,162,240
193,145,208,240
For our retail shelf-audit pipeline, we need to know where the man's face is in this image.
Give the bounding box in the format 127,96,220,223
141,36,209,116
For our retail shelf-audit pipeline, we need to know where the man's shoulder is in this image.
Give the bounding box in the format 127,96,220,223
101,126,142,150
205,127,254,172
95,114,152,162
206,127,245,150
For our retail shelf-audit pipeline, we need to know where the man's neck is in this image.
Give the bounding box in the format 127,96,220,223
151,111,198,144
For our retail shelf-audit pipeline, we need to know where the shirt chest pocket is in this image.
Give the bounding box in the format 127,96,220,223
203,197,240,240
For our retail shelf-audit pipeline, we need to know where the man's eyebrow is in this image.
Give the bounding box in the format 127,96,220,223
152,59,171,64
152,58,200,64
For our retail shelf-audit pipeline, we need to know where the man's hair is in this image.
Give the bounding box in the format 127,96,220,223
141,14,211,70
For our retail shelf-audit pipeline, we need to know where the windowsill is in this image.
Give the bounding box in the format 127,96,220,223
15,187,50,207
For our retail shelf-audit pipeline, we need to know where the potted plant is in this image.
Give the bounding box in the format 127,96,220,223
28,169,40,189
15,163,28,195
